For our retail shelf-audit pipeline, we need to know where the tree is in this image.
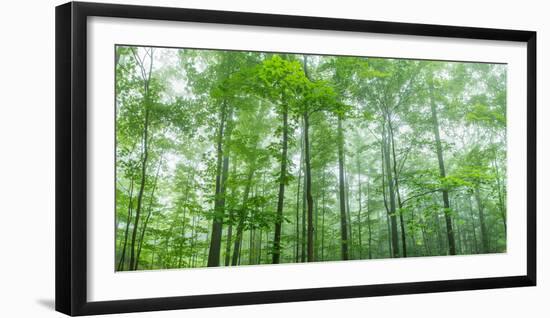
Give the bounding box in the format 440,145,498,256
128,47,155,270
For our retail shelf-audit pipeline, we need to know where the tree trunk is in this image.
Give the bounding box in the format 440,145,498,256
475,187,489,253
452,197,462,254
492,156,507,235
135,161,162,270
468,196,479,253
223,164,237,266
408,209,417,256
128,47,154,271
302,56,315,263
429,82,456,256
356,155,363,259
117,179,134,271
383,124,400,258
231,169,254,266
295,121,304,262
304,113,314,262
207,102,233,267
295,153,302,262
177,206,187,268
224,208,233,266
301,171,306,263
129,107,150,271
434,211,444,254
272,104,289,264
388,121,407,257
257,228,263,264
380,145,393,257
421,221,431,256
366,178,373,259
345,171,353,258
189,215,196,266
321,171,326,261
337,116,350,260
249,228,255,265
176,169,195,267
314,197,320,261
150,240,156,269
295,173,302,263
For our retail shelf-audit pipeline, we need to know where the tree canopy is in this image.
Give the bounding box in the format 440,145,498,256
115,46,507,271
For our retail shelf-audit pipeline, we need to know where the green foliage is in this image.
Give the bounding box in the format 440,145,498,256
115,46,507,270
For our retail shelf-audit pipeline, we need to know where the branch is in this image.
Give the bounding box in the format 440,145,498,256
401,189,441,206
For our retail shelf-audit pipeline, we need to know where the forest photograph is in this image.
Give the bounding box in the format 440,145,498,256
115,45,507,272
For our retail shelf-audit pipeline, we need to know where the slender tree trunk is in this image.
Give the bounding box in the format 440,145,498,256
398,199,406,256
453,198,462,254
409,208,417,256
321,171,326,261
456,216,464,254
176,169,195,267
177,206,187,268
189,215,196,266
295,161,302,262
134,194,152,268
129,107,150,271
381,145,393,257
433,214,446,254
295,172,302,262
388,121,407,257
382,123,399,258
356,155,363,259
468,196,479,253
302,57,315,263
224,164,237,266
118,179,134,271
421,221,431,255
314,197,320,261
345,171,353,258
366,178,372,259
301,171,306,262
257,228,263,264
207,102,227,266
475,187,489,253
249,228,255,265
273,104,289,264
162,220,176,268
232,220,244,266
224,209,234,266
429,82,456,255
208,101,233,267
492,156,507,235
135,161,162,270
386,215,393,256
304,113,314,262
150,240,156,269
337,116,350,260
295,122,304,262
128,48,154,270
232,169,254,266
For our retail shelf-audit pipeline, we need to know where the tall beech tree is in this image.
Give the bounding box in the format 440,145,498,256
128,47,154,271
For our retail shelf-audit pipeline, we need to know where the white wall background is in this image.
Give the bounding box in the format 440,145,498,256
0,0,546,316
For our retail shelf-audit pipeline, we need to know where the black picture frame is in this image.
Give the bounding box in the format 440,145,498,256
55,1,536,316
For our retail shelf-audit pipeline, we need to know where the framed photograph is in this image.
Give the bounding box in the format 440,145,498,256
55,1,536,316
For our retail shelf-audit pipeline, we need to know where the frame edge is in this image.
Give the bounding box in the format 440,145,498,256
526,31,536,286
55,2,74,316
